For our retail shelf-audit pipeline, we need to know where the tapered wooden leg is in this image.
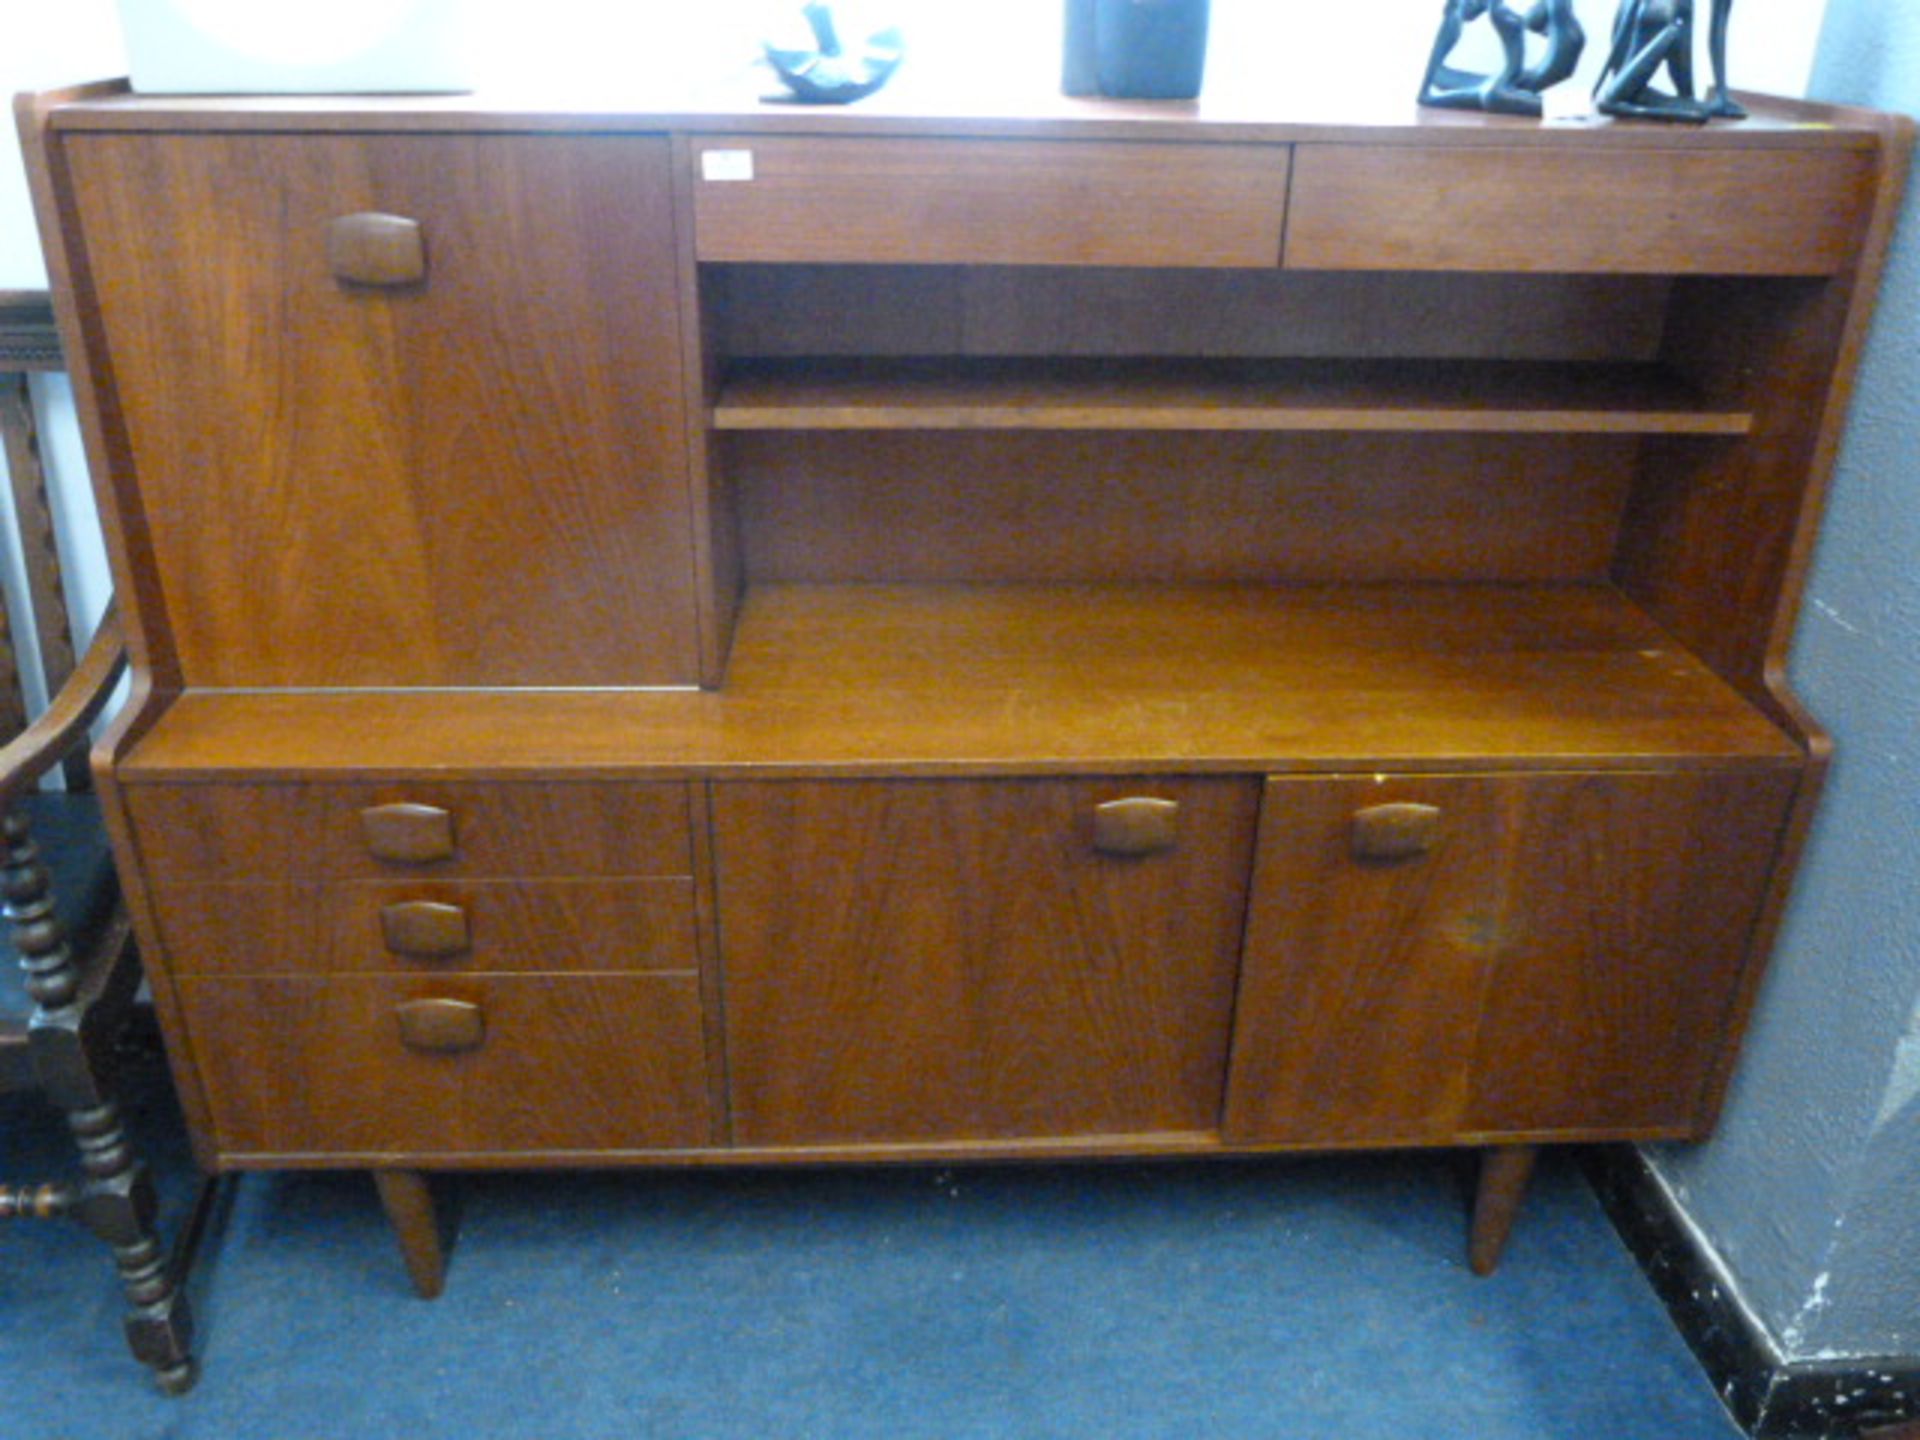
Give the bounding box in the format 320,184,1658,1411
373,1169,446,1299
1469,1144,1539,1276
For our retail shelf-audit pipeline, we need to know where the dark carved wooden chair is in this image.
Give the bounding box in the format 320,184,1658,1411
0,290,196,1393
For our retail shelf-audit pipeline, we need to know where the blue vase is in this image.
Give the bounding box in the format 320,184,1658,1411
1092,0,1210,100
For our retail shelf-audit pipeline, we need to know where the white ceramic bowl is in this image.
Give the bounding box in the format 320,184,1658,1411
117,0,476,94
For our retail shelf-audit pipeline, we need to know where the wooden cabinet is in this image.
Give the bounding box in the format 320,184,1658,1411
19,79,1911,1290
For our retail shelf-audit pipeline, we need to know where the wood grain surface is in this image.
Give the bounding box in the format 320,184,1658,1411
1222,768,1798,1144
126,781,694,881
713,357,1748,434
117,583,1802,779
691,136,1288,267
732,431,1638,584
714,776,1258,1143
64,131,702,687
152,877,698,976
712,266,1672,363
1286,144,1875,274
179,973,712,1154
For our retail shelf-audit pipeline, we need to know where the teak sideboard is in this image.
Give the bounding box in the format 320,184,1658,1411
18,79,1912,1294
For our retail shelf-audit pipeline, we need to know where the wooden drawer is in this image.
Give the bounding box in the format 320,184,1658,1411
152,878,699,977
178,974,712,1156
127,781,694,882
692,136,1289,267
1284,144,1875,275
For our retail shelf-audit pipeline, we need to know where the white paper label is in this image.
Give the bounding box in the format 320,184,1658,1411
701,149,755,182
1541,85,1597,124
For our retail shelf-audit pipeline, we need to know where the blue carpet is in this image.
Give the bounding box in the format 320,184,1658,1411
3,1061,1740,1440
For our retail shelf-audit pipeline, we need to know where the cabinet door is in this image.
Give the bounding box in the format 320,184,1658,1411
714,778,1260,1146
67,132,700,687
1223,769,1797,1146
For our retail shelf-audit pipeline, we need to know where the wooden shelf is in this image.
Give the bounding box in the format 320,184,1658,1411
711,358,1753,436
125,582,1799,780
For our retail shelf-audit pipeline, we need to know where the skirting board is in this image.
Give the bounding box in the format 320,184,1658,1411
1584,1146,1920,1440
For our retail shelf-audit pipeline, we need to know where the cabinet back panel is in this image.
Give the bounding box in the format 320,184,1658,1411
65,132,702,688
714,266,1672,362
733,431,1636,584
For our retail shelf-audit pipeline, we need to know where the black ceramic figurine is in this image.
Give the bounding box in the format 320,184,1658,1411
765,2,905,105
1595,0,1744,122
1418,0,1585,118
1518,0,1586,92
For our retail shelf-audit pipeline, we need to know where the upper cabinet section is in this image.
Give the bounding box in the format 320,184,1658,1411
690,136,1290,267
62,132,703,689
1285,143,1877,275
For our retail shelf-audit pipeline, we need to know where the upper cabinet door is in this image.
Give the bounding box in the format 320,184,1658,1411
66,133,701,688
1223,768,1797,1147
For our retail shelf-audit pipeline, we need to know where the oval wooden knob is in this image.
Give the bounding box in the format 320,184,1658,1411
381,902,472,961
1351,803,1443,862
361,804,456,865
1092,797,1180,857
395,998,485,1054
329,213,427,287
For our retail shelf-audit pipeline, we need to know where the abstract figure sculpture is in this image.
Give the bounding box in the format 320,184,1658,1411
1595,0,1744,122
765,2,906,105
1418,0,1587,117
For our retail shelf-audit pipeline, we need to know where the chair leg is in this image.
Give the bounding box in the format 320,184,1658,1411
1469,1144,1539,1276
68,1101,197,1394
6,806,196,1392
374,1169,448,1299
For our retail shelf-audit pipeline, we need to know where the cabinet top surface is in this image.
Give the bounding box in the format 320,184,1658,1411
35,75,1899,149
119,583,1802,782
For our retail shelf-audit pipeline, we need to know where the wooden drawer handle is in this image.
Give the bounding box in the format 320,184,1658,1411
1092,797,1180,857
329,213,427,288
361,804,457,865
395,998,485,1054
1352,803,1442,862
381,902,472,961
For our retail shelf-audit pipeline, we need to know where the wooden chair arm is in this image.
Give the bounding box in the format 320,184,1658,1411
0,601,126,812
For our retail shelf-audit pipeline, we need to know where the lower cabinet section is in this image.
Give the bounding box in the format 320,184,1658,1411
177,974,713,1156
1222,768,1799,1146
712,777,1261,1145
149,765,1799,1163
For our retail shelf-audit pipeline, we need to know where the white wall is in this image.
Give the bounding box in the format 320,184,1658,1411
1,4,125,705
1648,0,1920,1362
